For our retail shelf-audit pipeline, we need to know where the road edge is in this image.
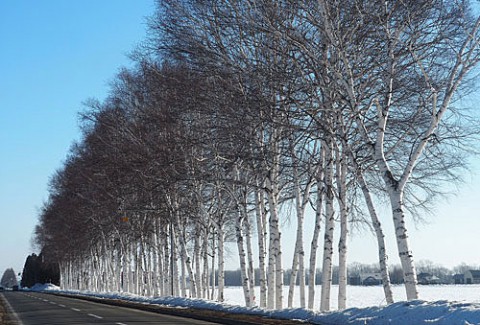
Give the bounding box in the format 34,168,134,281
45,291,309,325
0,293,23,325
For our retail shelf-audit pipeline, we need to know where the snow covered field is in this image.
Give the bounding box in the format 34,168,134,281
32,284,480,324
223,284,480,310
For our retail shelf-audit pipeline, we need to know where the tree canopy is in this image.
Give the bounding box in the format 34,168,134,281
1,268,18,288
33,0,480,311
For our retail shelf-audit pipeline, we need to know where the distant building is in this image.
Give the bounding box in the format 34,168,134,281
453,274,465,284
349,272,385,286
464,270,480,284
361,273,383,286
417,272,440,285
349,275,361,286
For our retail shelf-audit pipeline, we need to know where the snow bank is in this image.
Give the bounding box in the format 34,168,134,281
32,286,480,324
312,300,480,325
28,283,61,292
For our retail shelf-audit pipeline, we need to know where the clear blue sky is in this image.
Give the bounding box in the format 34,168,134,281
1,0,480,281
0,0,154,276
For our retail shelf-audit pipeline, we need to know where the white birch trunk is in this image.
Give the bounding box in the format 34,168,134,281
356,169,394,304
179,247,187,297
236,210,252,307
266,193,276,309
90,250,98,292
390,189,418,300
163,228,172,295
128,243,134,294
65,260,70,290
255,186,268,308
152,232,159,297
139,236,148,296
172,226,180,296
59,262,65,289
194,228,202,298
122,240,130,293
338,195,348,310
217,223,225,302
287,141,313,308
287,189,300,307
156,231,165,297
308,157,324,309
210,232,216,300
267,186,283,310
115,243,122,292
244,213,256,305
336,149,348,310
109,239,117,292
320,140,335,312
202,226,210,299
179,229,196,297
299,248,306,308
374,100,419,300
143,245,150,297
134,242,141,295
262,124,284,310
288,252,299,309
152,224,160,296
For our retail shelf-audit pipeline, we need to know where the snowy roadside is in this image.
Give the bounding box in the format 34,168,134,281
28,284,480,325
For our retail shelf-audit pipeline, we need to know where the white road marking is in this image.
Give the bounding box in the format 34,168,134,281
42,299,48,302
88,313,103,319
71,307,81,312
49,301,57,305
116,323,128,325
59,304,66,307
0,294,24,325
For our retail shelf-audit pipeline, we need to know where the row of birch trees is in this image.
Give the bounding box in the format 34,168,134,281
35,0,480,311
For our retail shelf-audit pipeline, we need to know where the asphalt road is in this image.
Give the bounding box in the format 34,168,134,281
1,291,222,325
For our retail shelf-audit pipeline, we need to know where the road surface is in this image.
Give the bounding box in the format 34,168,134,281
1,291,223,325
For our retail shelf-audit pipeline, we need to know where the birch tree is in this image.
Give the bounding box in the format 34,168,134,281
307,150,324,310
34,0,480,312
319,137,335,312
362,2,480,300
286,138,316,308
313,0,480,301
335,141,349,310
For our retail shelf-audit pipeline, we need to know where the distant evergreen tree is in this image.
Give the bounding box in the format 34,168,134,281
21,254,38,287
20,252,60,288
1,268,18,288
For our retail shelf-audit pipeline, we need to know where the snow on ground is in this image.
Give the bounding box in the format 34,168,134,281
223,284,480,310
28,284,480,324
